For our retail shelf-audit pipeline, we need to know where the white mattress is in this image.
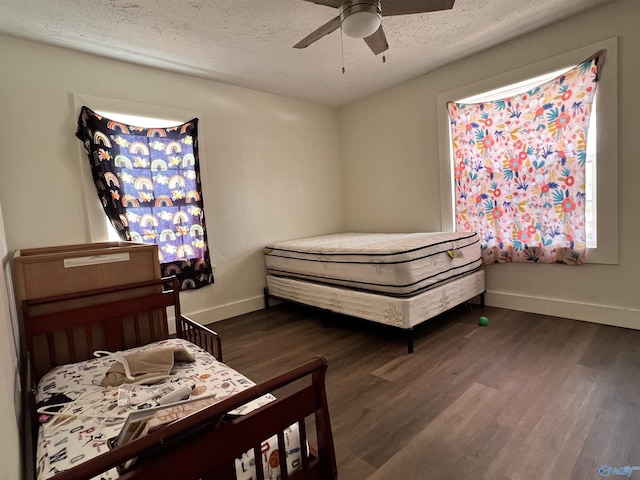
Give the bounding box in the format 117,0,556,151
266,269,485,330
264,232,482,296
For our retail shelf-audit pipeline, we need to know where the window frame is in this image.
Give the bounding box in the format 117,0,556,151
436,38,618,264
73,93,205,244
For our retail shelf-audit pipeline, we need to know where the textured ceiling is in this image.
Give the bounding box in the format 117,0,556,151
0,0,615,107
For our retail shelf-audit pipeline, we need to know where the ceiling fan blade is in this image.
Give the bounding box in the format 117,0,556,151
299,0,343,7
294,16,341,49
382,0,455,16
364,25,389,55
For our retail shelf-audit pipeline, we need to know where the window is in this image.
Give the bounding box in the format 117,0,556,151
95,112,183,242
436,38,617,264
73,94,207,243
74,96,214,289
453,69,597,249
448,58,601,264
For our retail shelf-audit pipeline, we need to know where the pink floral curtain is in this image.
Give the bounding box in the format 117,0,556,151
448,50,605,265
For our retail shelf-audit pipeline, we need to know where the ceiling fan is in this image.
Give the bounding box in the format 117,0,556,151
293,0,455,55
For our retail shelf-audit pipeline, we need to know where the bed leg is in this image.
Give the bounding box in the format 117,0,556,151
407,329,414,354
480,292,485,308
263,287,270,309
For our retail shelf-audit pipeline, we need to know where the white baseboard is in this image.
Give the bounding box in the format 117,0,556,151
176,290,639,333
186,295,268,326
486,291,640,330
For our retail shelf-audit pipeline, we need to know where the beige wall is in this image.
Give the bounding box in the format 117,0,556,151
0,200,21,480
340,0,640,327
0,39,344,477
0,37,345,477
0,34,344,325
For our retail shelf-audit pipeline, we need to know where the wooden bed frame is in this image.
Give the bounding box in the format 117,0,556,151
21,276,338,480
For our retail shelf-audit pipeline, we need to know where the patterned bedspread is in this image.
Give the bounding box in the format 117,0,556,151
35,338,300,480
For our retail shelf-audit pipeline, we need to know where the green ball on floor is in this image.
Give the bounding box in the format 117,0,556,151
478,316,489,326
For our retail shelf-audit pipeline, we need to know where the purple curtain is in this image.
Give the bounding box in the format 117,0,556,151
76,106,214,289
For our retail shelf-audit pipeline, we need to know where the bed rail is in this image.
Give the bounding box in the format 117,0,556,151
45,355,337,480
168,275,222,361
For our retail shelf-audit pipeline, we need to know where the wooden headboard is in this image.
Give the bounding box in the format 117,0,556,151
21,276,221,384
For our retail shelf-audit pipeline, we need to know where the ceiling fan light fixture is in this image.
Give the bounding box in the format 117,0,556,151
340,1,382,39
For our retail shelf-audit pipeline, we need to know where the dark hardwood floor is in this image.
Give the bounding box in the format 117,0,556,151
207,302,640,480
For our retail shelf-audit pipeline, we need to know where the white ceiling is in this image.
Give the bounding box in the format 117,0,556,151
0,0,615,107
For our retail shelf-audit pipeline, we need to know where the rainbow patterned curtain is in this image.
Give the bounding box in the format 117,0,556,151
447,50,605,265
76,106,214,289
